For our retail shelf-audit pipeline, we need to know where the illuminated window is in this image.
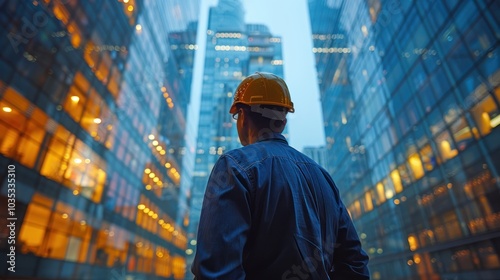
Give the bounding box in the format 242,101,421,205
155,247,171,277
64,85,86,122
470,95,499,136
397,163,412,186
0,89,46,168
17,118,46,167
443,210,463,240
52,2,70,24
74,71,90,91
351,200,362,219
477,241,500,269
67,21,82,48
383,178,395,200
19,194,53,256
408,153,425,179
172,256,186,279
40,125,75,182
420,144,437,171
450,117,475,151
376,182,386,205
107,67,122,98
367,0,381,23
81,89,102,134
436,130,458,161
63,139,106,203
407,234,418,251
391,169,404,193
364,191,374,212
96,52,112,84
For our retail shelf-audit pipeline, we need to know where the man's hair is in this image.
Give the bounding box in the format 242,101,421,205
238,104,287,133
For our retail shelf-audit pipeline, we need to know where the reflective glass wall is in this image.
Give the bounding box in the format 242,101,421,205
308,0,500,279
0,1,199,279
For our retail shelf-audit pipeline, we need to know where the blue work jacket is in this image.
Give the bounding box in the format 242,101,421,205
192,133,369,279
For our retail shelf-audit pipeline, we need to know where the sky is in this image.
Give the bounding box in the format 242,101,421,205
188,0,325,152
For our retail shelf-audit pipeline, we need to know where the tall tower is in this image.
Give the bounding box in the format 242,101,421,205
0,1,199,279
186,0,284,274
308,0,500,279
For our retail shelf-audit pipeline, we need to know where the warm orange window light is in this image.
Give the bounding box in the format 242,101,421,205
376,183,386,204
70,95,80,103
67,22,82,48
408,154,424,179
440,140,458,160
408,235,418,251
391,169,403,193
364,191,374,212
52,2,69,24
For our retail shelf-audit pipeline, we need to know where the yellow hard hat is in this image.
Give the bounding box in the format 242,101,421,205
229,72,295,114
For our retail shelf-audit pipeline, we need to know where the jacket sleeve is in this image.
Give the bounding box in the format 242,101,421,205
191,155,252,280
330,199,370,279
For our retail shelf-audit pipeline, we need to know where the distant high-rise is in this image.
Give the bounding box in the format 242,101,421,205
309,0,500,279
0,1,199,279
186,0,284,274
303,146,328,169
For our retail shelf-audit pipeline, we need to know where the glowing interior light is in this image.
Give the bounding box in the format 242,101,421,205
93,118,102,124
490,114,500,128
70,95,80,103
2,107,12,113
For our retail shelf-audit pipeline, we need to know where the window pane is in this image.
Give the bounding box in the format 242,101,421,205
435,130,458,162
427,108,446,135
470,95,500,136
420,144,437,171
450,117,475,151
440,93,463,124
464,18,497,60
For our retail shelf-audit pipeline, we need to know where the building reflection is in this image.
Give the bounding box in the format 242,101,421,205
308,0,500,279
0,0,198,279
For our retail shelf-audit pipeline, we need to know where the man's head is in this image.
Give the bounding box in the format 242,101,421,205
230,72,294,146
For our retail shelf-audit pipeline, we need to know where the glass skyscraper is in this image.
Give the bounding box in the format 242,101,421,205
186,0,285,274
309,0,500,279
0,1,199,279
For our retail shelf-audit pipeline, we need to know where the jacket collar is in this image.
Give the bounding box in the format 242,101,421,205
256,132,288,144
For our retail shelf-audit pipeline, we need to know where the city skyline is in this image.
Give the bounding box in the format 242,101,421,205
189,0,325,154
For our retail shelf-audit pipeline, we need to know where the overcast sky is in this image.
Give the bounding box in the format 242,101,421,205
188,0,325,152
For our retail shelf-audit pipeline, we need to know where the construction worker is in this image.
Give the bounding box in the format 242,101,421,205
192,72,370,279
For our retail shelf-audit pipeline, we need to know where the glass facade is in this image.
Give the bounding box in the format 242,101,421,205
0,0,199,279
303,146,328,169
308,0,500,279
186,0,285,274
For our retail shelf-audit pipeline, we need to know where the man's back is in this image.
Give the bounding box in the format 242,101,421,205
192,133,369,279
